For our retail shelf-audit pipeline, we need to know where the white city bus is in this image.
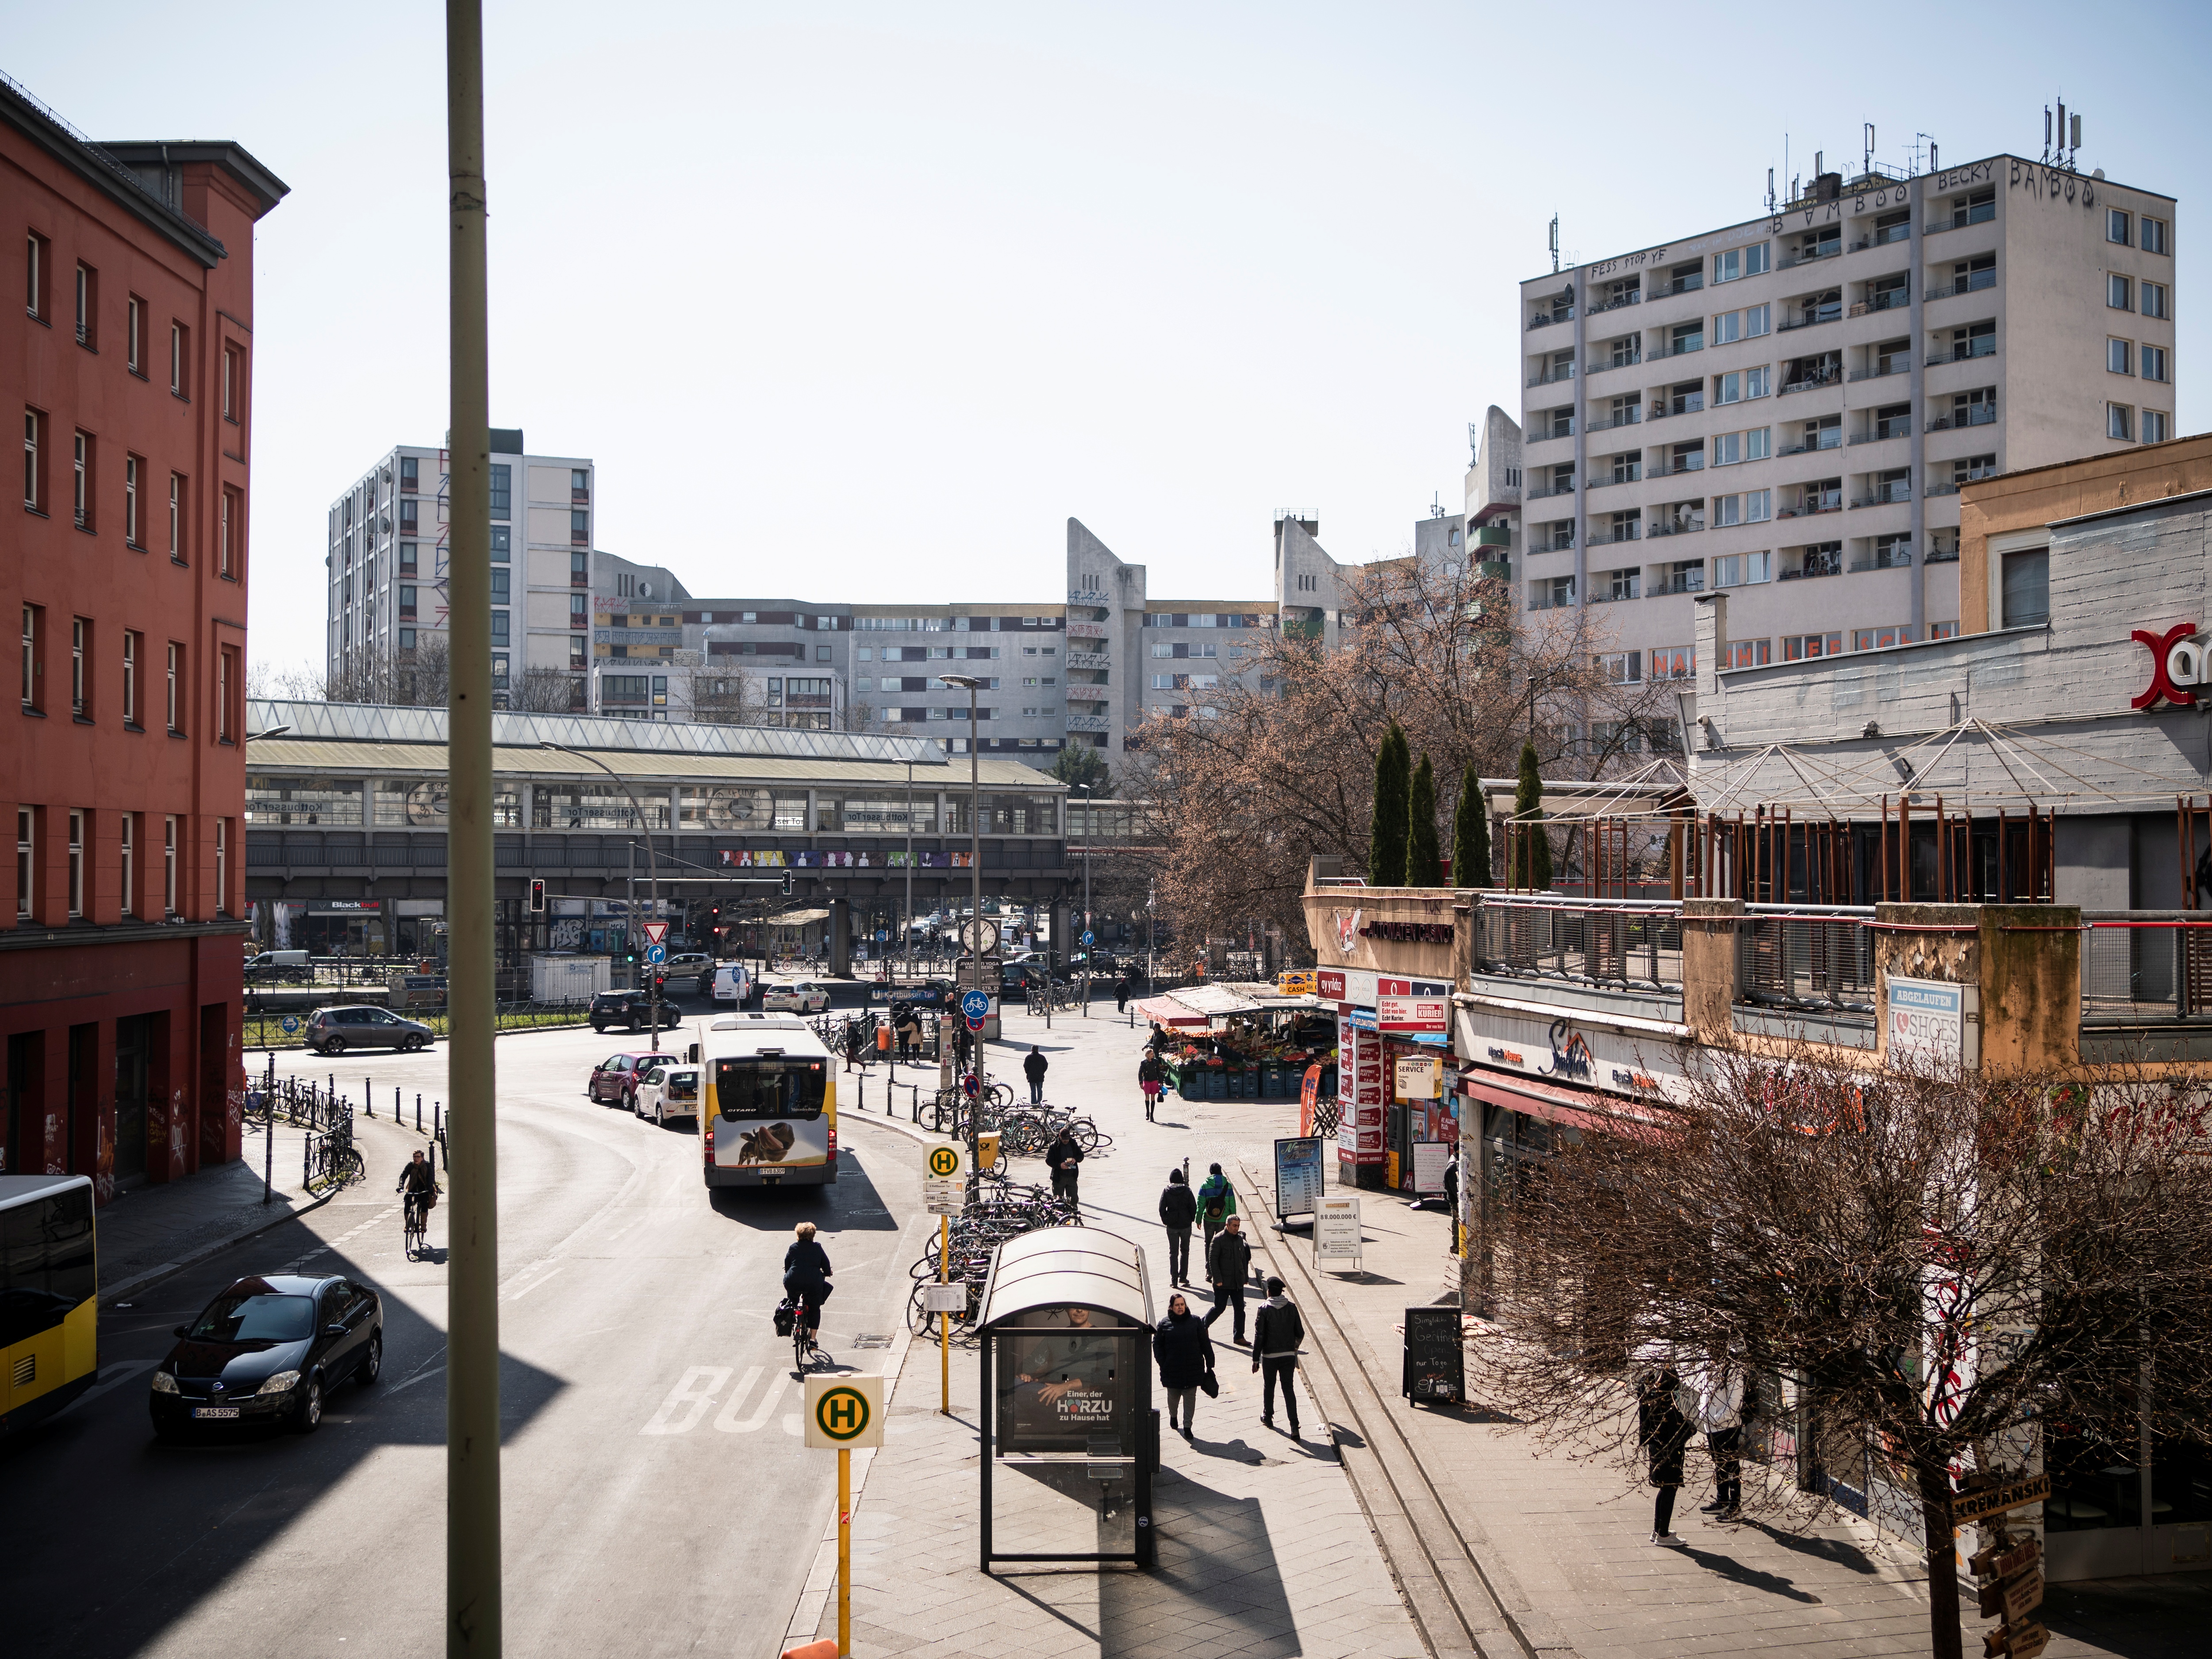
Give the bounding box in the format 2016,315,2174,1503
695,1014,838,1189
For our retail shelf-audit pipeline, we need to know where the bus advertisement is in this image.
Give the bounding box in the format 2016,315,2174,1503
698,1014,839,1188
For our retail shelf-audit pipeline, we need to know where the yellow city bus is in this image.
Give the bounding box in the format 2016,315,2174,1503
0,1174,98,1433
697,1014,839,1189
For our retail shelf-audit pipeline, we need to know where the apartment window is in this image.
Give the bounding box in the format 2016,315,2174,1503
568,593,588,627
399,541,419,576
15,808,30,918
1929,621,1961,641
127,296,142,372
70,617,86,716
399,497,420,535
490,611,509,647
1649,646,1694,679
399,628,417,652
488,463,511,518
1606,568,1640,602
219,487,240,577
117,813,134,916
122,631,138,724
22,407,42,511
1598,649,1642,684
170,322,188,396
1783,632,1843,661
2140,280,2170,321
74,263,94,347
1954,454,1998,486
26,231,47,319
162,815,177,916
1724,640,1771,670
66,810,83,918
2108,403,2134,441
1716,551,1772,588
165,642,180,731
2142,346,2169,384
1713,428,1770,467
217,646,236,741
214,818,227,915
2107,209,2132,246
71,432,91,529
490,524,509,561
1711,244,1769,284
1855,625,1912,652
2142,216,2170,256
2108,338,2133,375
21,604,39,709
2001,547,2051,628
816,644,831,662
1713,490,1771,527
399,455,419,492
571,467,589,497
222,346,241,422
2108,273,2133,312
168,473,184,561
123,455,141,544
2144,411,2171,444
398,584,418,619
571,509,590,545
489,568,509,604
1713,366,1770,405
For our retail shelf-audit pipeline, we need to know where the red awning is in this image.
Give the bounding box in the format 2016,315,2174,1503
1462,1072,1667,1141
1133,995,1207,1029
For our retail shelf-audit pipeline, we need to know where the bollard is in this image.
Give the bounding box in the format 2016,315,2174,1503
366,1076,374,1118
418,1093,424,1133
396,1086,402,1122
303,1131,312,1188
432,1099,440,1141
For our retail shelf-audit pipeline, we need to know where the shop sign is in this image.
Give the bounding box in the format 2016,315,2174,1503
1888,976,1970,1071
310,899,383,915
1317,966,1379,1008
2131,622,2203,710
1336,1025,1386,1166
1377,977,1449,1033
1950,1471,2051,1524
1276,970,1318,997
1394,1055,1442,1099
1541,1017,1594,1080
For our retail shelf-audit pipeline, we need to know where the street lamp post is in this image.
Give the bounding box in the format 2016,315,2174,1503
541,741,662,1052
903,758,914,981
1071,782,1092,1009
940,675,983,1191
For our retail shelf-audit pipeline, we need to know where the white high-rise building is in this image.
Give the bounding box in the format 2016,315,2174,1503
1512,151,2176,684
324,430,597,703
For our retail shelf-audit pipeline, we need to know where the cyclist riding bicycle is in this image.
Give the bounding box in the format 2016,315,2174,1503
397,1149,438,1222
782,1221,833,1328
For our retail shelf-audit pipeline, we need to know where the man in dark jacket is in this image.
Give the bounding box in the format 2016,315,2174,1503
1153,1292,1215,1438
1251,1276,1305,1436
1157,1167,1197,1285
1202,1215,1252,1344
1114,974,1132,1014
1046,1128,1084,1210
1023,1045,1048,1104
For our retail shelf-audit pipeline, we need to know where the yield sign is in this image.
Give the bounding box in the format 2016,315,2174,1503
642,921,670,945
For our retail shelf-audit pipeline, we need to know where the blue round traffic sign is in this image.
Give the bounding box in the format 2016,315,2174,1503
645,944,667,965
280,1015,300,1034
1081,931,1095,946
960,990,991,1020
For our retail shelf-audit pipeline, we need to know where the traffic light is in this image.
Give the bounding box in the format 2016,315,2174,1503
528,877,546,913
782,869,795,897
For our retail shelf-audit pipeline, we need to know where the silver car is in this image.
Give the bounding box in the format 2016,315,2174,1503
305,1006,435,1056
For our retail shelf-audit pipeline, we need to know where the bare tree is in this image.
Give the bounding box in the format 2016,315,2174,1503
1475,1043,2212,1659
685,670,768,726
278,637,454,707
506,664,584,714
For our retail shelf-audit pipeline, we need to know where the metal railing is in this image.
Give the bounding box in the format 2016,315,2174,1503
1778,308,1842,332
1657,335,1705,357
1925,269,1998,300
1528,311,1574,330
1849,290,1910,316
1780,243,1842,269
1944,203,1996,230
1528,366,1577,386
1779,434,1843,456
1779,369,1842,396
1851,223,1914,249
1737,906,1877,1013
1927,404,1997,431
1851,483,1915,508
1585,411,1642,432
1848,361,1909,383
1850,421,1912,443
2081,914,2212,1024
1475,897,1685,991
1924,338,1997,366
1588,292,1641,313
1664,274,1705,295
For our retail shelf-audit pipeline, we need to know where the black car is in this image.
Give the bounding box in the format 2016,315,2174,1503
150,1273,383,1439
590,989,678,1033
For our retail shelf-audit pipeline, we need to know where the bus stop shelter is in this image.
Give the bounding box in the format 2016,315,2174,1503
976,1226,1156,1571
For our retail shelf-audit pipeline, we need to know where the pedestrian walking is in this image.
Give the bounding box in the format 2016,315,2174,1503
1023,1045,1048,1105
844,1017,865,1073
1637,1364,1696,1547
1114,974,1131,1014
1138,1052,1165,1121
1046,1126,1085,1211
1157,1167,1196,1285
1153,1292,1215,1440
1697,1354,1755,1522
1202,1215,1252,1344
896,1004,922,1061
1196,1163,1237,1256
1251,1276,1305,1437
1442,1150,1460,1222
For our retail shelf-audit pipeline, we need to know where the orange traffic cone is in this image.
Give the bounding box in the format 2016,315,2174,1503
781,1642,838,1659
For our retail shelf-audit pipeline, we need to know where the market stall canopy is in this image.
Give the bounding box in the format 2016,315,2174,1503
978,1227,1152,1329
1220,982,1324,1012
1133,994,1208,1028
1164,984,1264,1018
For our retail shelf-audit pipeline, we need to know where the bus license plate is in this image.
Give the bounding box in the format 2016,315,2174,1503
194,1406,241,1419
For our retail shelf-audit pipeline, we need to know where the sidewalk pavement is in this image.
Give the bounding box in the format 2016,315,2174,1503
816,1001,2209,1659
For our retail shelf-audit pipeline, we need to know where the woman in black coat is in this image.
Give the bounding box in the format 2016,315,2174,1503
1638,1366,1695,1546
1152,1292,1215,1439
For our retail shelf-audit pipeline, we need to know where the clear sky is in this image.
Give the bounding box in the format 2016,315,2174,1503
10,1,2210,680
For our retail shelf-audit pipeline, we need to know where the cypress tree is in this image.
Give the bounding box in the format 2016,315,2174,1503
1452,760,1490,888
1369,720,1410,886
1513,741,1552,891
1406,753,1442,886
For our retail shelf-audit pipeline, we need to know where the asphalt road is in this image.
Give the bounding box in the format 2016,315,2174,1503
1,1002,928,1659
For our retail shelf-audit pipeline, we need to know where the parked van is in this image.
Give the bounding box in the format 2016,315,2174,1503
244,949,310,982
711,963,756,1006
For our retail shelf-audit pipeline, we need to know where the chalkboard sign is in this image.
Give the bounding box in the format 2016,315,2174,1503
1402,1305,1464,1406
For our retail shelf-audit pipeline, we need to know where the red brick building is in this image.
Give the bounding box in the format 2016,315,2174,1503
4,78,285,1198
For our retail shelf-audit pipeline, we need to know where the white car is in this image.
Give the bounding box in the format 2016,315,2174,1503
762,981,830,1014
633,1061,701,1126
711,963,754,1005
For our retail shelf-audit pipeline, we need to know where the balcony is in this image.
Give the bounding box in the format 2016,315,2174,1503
1781,552,1842,581
1528,310,1574,330
1855,545,1915,572
1778,305,1842,333
1779,491,1843,518
1779,433,1842,457
1925,541,1962,562
1065,713,1109,732
1647,517,1705,539
1472,524,1512,549
1926,404,1998,432
1847,358,1909,383
1477,559,1512,581
1585,410,1642,433
1597,465,1642,487
1781,242,1843,269
1924,482,1961,497
1848,289,1910,318
1926,268,1998,301
1664,273,1705,296
1924,338,1997,367
1850,223,1914,250
1779,368,1842,396
1851,482,1914,508
1590,351,1641,374
1066,619,1107,639
1588,292,1641,314
1066,649,1110,670
572,488,590,504
1585,523,1641,545
1647,395,1705,421
1528,365,1577,387
1525,481,1576,500
1850,421,1911,444
1660,572,1705,595
1944,201,1997,230
1656,334,1705,358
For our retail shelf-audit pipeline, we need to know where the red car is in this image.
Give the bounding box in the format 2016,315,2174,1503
587,1049,670,1109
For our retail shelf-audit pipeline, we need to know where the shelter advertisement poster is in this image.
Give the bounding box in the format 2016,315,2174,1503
1275,1137,1325,1219
1338,1026,1386,1167
996,1313,1134,1455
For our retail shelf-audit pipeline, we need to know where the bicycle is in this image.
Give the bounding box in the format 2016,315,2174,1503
791,1296,827,1374
402,1187,434,1257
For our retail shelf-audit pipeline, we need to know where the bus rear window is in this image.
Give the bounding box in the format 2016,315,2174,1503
713,1058,827,1121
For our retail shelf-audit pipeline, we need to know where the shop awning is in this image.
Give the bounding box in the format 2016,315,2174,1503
1221,982,1324,1011
1462,1071,1668,1141
1133,994,1208,1028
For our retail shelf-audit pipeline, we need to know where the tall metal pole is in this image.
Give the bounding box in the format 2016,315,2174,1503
940,674,985,1190
904,759,914,980
1074,783,1091,995
444,4,501,1651
543,744,658,1051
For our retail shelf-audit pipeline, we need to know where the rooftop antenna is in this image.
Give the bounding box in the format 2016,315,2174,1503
1548,214,1559,275
1912,132,1935,175
1766,166,1776,215
1863,123,1875,179
1431,492,1445,519
2043,104,2052,164
2058,99,2068,167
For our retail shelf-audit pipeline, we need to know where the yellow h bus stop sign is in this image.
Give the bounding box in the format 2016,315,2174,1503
804,1374,884,1448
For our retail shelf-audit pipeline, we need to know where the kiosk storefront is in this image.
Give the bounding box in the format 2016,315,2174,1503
978,1227,1156,1571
